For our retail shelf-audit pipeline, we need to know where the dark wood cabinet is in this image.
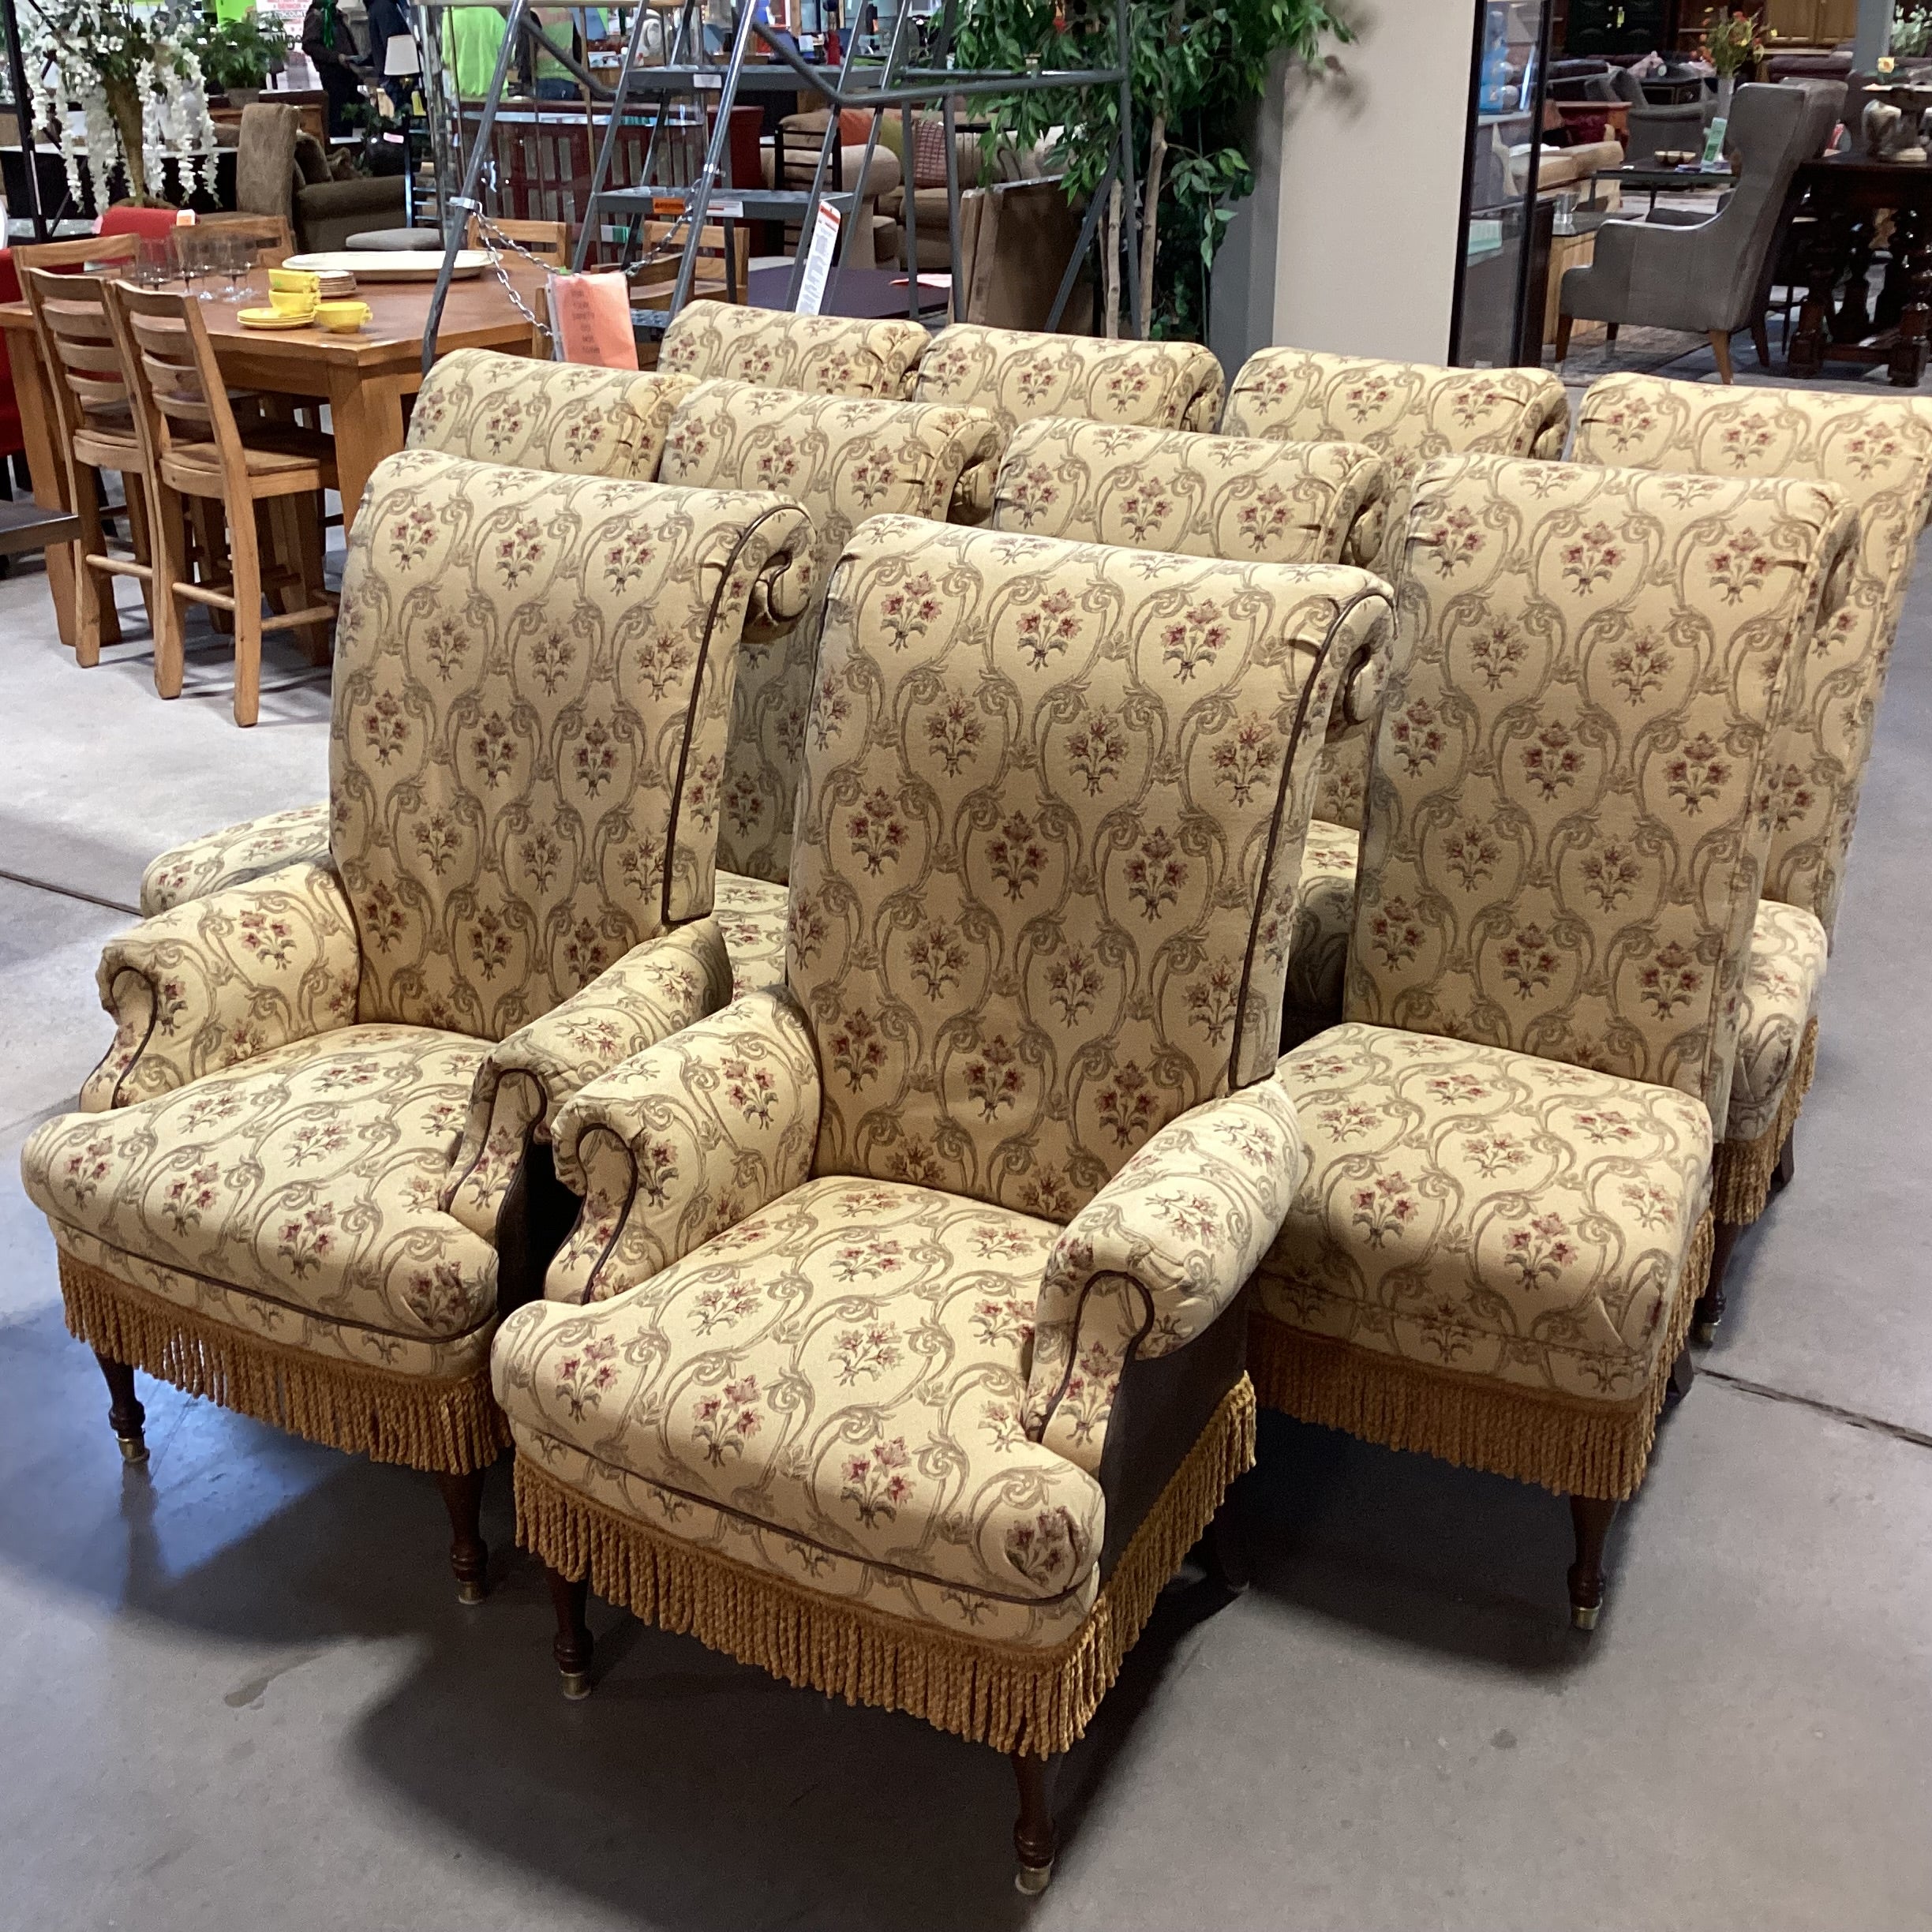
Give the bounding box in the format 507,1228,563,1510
1563,0,1679,54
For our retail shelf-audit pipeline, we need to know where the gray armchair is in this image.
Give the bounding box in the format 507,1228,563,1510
1556,83,1810,382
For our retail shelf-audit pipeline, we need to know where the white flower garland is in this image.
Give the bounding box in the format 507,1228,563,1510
21,1,219,207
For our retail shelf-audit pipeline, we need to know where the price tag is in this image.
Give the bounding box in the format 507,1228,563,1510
795,200,842,316
693,73,723,88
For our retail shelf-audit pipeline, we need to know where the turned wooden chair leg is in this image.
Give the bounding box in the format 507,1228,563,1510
95,1351,148,1464
547,1564,593,1699
432,1468,489,1604
227,500,264,728
69,471,111,669
1010,1750,1060,1896
1709,328,1735,383
1694,1219,1746,1344
1567,1496,1618,1631
151,482,189,700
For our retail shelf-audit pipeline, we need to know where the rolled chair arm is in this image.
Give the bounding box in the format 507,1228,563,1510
543,988,822,1305
138,802,334,915
81,862,361,1111
441,920,734,1241
1023,1074,1305,1473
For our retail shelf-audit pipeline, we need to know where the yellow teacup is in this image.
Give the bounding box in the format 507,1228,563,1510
314,299,372,334
268,286,319,319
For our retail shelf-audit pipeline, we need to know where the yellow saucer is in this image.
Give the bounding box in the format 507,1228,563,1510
237,307,315,331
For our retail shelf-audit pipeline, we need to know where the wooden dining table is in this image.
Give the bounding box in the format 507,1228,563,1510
0,259,548,650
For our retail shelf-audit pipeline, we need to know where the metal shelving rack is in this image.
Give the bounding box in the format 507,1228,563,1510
413,0,1140,373
0,0,52,243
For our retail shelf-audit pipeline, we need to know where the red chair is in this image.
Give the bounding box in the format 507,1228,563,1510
95,206,184,245
0,253,28,493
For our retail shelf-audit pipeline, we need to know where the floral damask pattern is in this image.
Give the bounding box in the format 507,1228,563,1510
1255,1024,1713,1405
791,516,1380,1215
542,988,822,1304
657,380,1005,884
82,863,361,1111
1574,374,1932,942
329,450,813,1035
139,803,333,916
1347,455,1853,1129
913,324,1226,435
989,418,1391,571
1282,818,1361,1041
406,349,696,481
713,871,788,998
1025,1074,1305,1474
441,921,733,1241
658,299,930,399
494,1175,1110,1642
1728,898,1827,1144
1221,348,1571,832
26,1025,499,1353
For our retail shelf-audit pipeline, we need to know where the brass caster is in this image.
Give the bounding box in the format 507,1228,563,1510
560,1670,591,1702
1015,1859,1054,1897
116,1432,148,1466
1571,1602,1601,1632
455,1578,486,1606
1693,1318,1720,1347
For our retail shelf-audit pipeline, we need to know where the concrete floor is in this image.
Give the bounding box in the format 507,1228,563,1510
2,496,1930,1930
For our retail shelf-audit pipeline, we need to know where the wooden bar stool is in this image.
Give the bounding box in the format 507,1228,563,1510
105,282,337,728
17,243,158,667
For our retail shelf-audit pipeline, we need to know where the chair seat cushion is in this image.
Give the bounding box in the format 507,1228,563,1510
492,1174,1107,1646
1255,1023,1713,1406
714,869,788,999
22,1024,498,1380
1728,898,1826,1144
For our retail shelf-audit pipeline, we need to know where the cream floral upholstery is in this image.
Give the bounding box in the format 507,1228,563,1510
658,299,930,399
1251,454,1853,1536
658,378,1005,884
493,519,1382,1762
1573,376,1932,1245
1574,375,1932,943
713,871,788,998
140,803,334,916
990,417,1391,570
913,324,1226,435
1222,347,1571,835
406,349,696,481
21,451,798,1493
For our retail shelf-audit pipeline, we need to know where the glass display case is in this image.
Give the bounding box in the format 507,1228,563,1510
1451,0,1558,367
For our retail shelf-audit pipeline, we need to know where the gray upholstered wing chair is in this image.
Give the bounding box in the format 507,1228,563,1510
1556,82,1810,381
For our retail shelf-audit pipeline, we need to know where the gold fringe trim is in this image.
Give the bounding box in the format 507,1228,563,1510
59,1252,510,1474
1248,1215,1712,1503
515,1375,1257,1756
1711,1017,1817,1227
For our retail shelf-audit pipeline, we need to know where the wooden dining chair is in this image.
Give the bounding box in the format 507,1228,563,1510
200,212,298,267
635,218,747,308
17,245,159,668
103,281,337,728
468,213,571,266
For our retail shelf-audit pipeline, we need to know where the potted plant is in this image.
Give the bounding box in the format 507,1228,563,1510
959,0,1348,343
1702,8,1766,118
20,0,219,207
193,6,292,104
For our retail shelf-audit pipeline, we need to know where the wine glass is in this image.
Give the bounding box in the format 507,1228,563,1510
135,237,173,290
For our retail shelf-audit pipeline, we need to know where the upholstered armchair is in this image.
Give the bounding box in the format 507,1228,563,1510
403,349,698,481
1218,348,1571,1039
657,299,930,399
1572,374,1932,1335
912,323,1226,434
1248,454,1855,1627
21,451,814,1596
656,379,1006,890
491,517,1390,1888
